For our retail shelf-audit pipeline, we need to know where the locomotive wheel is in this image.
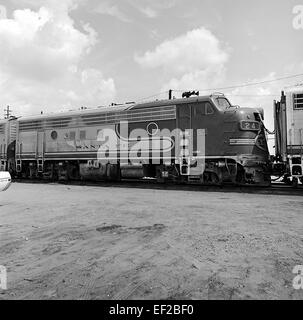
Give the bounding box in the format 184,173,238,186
235,165,245,185
211,172,221,185
67,164,80,180
282,175,292,185
203,171,222,185
292,177,299,188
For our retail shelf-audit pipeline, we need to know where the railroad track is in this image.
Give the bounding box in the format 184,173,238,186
12,178,303,196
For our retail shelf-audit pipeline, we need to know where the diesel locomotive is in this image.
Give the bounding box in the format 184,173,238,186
0,93,271,186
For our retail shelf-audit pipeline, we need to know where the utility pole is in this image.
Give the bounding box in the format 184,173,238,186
4,105,12,119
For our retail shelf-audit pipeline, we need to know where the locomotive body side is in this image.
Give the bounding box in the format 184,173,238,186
274,87,303,185
286,89,303,154
0,118,17,172
0,119,7,171
15,106,126,179
12,94,270,185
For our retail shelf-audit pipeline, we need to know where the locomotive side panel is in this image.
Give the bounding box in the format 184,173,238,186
273,88,303,184
286,90,303,153
178,101,224,157
127,118,177,163
286,88,303,181
0,120,7,170
17,131,37,158
44,125,106,159
0,119,17,171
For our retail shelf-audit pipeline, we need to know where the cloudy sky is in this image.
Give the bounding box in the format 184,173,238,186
0,0,302,145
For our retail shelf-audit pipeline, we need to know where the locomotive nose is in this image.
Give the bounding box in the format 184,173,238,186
0,171,12,192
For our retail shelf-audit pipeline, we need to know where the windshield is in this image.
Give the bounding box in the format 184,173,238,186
214,97,231,109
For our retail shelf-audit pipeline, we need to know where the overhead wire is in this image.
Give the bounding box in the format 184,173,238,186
171,72,303,93
137,72,303,103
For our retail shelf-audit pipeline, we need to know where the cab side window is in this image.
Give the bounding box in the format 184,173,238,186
193,104,205,116
193,102,214,116
205,102,214,115
179,105,191,119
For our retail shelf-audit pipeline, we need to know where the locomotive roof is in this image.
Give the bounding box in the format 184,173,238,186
284,85,303,94
18,94,220,122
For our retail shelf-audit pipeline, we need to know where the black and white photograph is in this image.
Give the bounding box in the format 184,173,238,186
0,0,303,308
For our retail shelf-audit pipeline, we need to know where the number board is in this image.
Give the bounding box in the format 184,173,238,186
240,120,260,131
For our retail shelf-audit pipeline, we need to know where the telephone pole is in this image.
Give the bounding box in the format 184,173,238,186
4,105,12,119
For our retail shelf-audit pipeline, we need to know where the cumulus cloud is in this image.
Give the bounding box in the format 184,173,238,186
93,0,176,22
138,6,157,18
128,0,177,17
0,0,116,116
134,27,230,92
95,1,132,22
0,5,7,18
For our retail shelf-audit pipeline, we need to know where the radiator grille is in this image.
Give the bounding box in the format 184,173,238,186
19,117,73,131
19,106,176,131
80,106,176,125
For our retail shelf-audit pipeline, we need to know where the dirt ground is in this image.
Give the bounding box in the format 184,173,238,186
0,182,303,300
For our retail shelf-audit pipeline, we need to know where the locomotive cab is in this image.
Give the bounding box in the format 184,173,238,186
172,93,270,185
231,107,270,185
207,94,271,185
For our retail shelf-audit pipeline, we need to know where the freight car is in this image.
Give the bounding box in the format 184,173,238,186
0,93,271,186
273,86,303,186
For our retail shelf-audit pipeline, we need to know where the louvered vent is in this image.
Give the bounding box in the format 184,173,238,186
9,122,17,143
19,120,43,131
19,117,73,131
18,106,176,131
80,106,176,125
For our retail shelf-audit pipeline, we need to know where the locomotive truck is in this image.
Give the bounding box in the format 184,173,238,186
0,93,271,186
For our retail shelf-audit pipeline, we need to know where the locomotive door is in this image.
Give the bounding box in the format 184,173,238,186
189,103,206,176
176,104,205,176
177,104,191,131
36,131,44,173
36,131,44,158
176,105,191,175
191,102,219,156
